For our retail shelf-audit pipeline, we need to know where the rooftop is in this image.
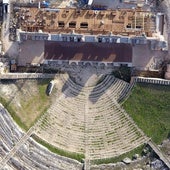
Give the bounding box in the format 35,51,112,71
16,7,156,37
44,41,132,62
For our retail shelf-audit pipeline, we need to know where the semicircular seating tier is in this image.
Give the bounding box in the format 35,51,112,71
36,74,148,160
0,104,83,169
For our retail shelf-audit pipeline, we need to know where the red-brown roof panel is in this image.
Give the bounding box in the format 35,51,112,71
44,41,132,63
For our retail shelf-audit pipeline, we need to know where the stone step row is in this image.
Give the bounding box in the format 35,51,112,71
89,142,146,160
86,95,147,160
0,106,23,152
35,74,147,162
134,77,170,85
0,103,83,169
61,73,115,93
61,73,131,104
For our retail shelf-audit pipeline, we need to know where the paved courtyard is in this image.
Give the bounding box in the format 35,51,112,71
18,40,44,66
132,44,168,70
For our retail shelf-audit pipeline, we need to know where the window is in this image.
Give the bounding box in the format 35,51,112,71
58,21,65,27
126,24,131,28
136,25,142,29
69,22,76,28
98,37,102,43
76,10,80,14
80,22,88,28
77,37,81,42
62,37,67,41
69,37,74,42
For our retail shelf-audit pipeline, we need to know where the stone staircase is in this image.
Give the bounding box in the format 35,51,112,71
0,73,149,169
36,73,148,163
0,104,83,170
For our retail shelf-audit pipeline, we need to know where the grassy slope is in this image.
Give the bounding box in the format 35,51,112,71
123,83,170,144
0,79,52,131
20,79,52,128
0,96,28,130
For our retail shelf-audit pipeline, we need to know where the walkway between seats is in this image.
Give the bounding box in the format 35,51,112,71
148,141,170,169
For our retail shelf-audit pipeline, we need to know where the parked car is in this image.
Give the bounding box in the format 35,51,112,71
46,81,54,96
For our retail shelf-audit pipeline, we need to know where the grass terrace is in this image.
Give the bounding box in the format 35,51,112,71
32,134,85,162
123,83,170,144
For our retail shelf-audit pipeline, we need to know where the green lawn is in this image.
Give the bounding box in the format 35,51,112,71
123,83,170,144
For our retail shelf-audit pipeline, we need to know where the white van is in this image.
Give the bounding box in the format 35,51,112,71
46,80,55,96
